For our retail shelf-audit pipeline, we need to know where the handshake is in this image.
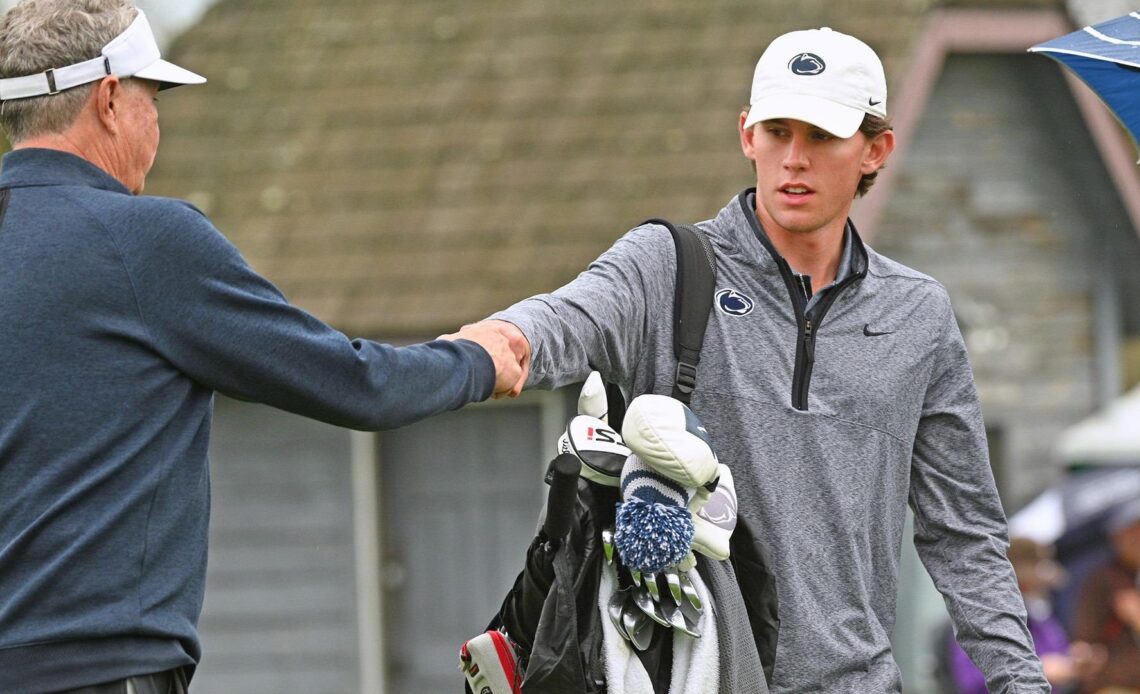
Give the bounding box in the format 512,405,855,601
438,320,531,399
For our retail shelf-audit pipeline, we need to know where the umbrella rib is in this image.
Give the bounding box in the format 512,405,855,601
1083,23,1140,47
1029,46,1140,70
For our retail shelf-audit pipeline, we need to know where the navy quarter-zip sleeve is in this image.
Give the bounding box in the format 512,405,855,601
104,196,494,429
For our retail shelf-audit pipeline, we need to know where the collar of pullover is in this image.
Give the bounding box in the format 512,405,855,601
731,187,869,279
0,148,131,195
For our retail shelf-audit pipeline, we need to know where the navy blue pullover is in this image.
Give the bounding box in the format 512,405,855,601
0,149,495,692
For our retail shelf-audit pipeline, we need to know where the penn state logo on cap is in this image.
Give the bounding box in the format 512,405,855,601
716,289,755,316
788,52,826,75
744,28,888,137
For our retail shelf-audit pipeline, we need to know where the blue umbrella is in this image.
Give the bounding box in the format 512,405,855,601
1030,13,1140,151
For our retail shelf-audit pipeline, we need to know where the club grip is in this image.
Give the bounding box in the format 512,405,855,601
542,453,581,544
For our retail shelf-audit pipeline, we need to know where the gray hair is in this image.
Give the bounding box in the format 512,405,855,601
0,0,137,144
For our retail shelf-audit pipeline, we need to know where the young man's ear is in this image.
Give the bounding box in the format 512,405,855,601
861,129,895,175
739,110,758,161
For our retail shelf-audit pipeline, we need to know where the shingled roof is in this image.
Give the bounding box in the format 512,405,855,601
147,0,1070,339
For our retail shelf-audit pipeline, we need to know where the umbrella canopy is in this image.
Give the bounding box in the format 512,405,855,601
1009,466,1140,547
1056,385,1140,466
1030,12,1140,153
1007,464,1140,629
1010,385,1140,546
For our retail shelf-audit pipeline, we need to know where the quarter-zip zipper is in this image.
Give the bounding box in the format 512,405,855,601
788,272,862,410
795,316,815,409
771,257,815,411
736,189,869,412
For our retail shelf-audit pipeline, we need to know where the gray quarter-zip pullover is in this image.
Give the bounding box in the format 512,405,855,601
493,189,1048,693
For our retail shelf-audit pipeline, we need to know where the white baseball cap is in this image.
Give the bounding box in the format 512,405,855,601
0,9,205,101
743,27,886,139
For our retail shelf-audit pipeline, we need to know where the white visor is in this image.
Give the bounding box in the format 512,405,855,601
0,9,205,101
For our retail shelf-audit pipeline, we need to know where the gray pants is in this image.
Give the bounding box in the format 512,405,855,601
55,668,188,694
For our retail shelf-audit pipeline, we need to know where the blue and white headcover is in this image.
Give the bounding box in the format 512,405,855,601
614,395,721,573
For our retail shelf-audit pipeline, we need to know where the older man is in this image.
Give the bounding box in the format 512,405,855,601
0,1,523,692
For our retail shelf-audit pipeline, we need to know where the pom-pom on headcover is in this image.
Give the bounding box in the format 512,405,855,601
615,455,696,573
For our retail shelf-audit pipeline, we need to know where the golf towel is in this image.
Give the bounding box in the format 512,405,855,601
596,563,719,694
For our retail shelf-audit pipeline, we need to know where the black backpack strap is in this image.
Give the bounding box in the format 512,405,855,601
643,218,717,405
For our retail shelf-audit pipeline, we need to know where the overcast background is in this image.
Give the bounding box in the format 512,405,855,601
0,0,1135,53
0,0,222,46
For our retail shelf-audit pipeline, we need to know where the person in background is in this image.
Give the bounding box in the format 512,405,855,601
946,537,1106,693
1073,499,1140,694
0,1,524,692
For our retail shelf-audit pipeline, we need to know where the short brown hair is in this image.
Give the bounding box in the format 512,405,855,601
855,114,892,198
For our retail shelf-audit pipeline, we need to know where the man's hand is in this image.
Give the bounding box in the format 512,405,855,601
439,320,530,398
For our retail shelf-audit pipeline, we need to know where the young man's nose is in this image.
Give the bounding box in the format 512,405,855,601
781,132,811,169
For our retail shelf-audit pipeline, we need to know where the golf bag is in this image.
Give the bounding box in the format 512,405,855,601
461,221,775,694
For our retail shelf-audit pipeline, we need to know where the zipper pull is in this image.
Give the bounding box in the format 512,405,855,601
797,273,812,303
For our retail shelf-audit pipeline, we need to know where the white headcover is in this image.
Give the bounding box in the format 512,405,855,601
0,9,205,101
577,371,609,422
691,464,737,561
560,415,630,487
621,394,718,489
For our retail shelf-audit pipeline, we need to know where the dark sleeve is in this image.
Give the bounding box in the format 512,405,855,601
115,199,494,429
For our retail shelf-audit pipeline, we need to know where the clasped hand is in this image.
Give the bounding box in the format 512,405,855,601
438,320,531,398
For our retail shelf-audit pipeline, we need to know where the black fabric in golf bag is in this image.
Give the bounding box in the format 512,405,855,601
500,478,619,693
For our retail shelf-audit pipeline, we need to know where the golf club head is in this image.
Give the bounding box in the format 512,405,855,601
677,591,703,636
622,604,655,651
633,585,671,627
608,590,631,642
643,572,661,602
664,570,683,604
678,572,702,612
662,598,701,638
